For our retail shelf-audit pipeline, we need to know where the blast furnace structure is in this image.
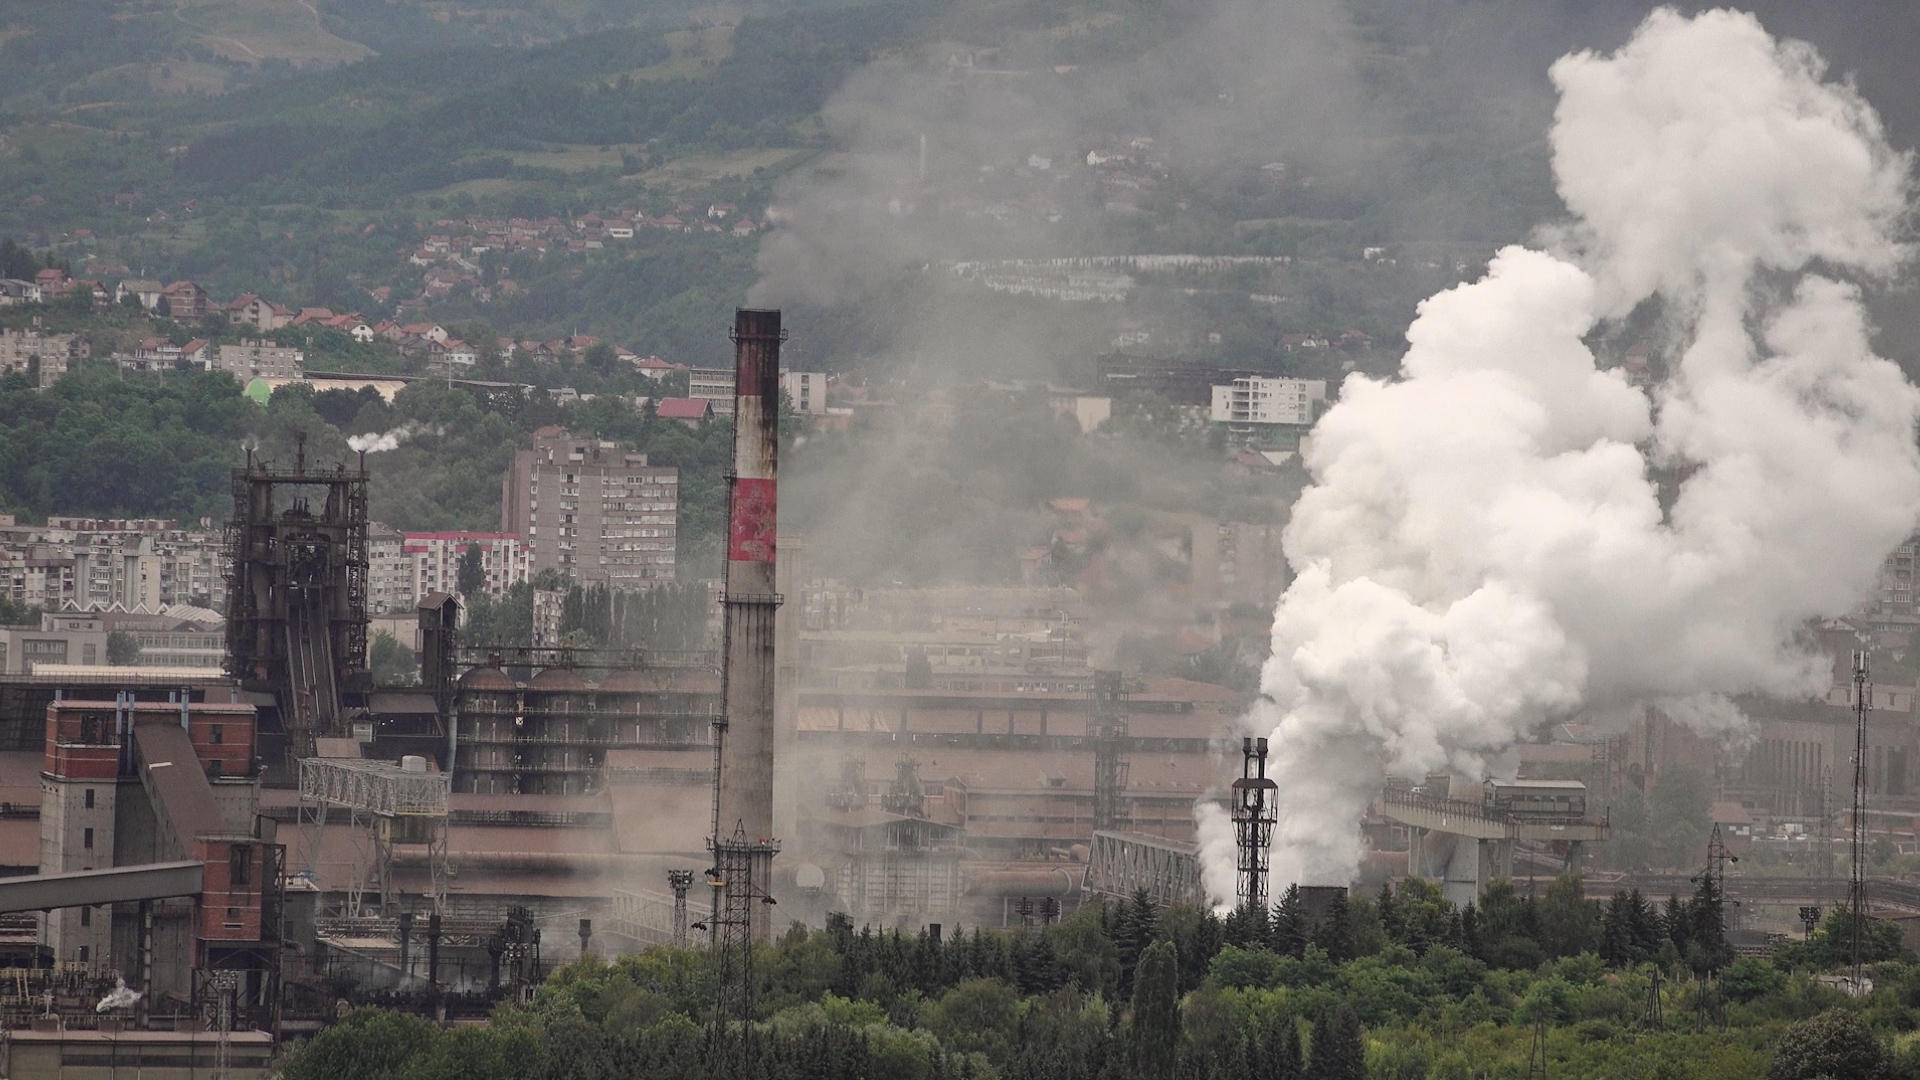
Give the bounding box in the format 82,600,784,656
224,437,372,766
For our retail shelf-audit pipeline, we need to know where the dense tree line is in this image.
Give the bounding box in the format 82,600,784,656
276,875,1920,1080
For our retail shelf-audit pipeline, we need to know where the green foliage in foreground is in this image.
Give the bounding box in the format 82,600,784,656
276,877,1920,1080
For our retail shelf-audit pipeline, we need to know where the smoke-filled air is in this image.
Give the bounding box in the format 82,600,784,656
1199,8,1920,900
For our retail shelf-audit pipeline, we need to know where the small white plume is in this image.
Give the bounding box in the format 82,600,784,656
96,978,142,1012
1224,9,1920,894
348,422,439,455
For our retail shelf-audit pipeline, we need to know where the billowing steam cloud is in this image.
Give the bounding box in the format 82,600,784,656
1221,9,1920,894
349,422,439,455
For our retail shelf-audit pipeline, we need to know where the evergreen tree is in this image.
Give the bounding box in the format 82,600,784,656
1305,1005,1365,1080
456,542,486,597
1689,871,1730,974
1627,889,1665,958
1599,891,1634,967
1663,893,1693,955
1248,1010,1302,1080
1376,881,1402,944
1314,892,1357,964
1115,890,1159,992
1128,940,1181,1080
1272,885,1309,958
1460,901,1482,960
1538,873,1597,958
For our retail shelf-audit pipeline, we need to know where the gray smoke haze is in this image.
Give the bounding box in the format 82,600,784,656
754,0,1390,589
750,0,1384,372
1195,8,1920,900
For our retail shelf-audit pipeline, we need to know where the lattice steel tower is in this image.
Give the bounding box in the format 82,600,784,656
1231,737,1278,913
1848,650,1871,989
668,869,694,947
1090,670,1129,831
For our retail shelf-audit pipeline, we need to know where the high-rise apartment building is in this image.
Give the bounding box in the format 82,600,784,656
368,524,413,615
405,532,530,599
501,430,679,589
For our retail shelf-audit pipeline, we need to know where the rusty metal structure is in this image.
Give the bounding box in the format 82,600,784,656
1232,736,1278,913
1082,830,1204,907
709,308,785,1027
1848,650,1871,990
1089,670,1129,832
224,436,371,765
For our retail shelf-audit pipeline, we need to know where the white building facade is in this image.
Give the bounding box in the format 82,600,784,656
1208,376,1326,427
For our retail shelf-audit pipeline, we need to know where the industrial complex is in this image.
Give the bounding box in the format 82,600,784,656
0,310,1909,1077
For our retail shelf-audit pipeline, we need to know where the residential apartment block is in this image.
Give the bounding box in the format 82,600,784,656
781,370,827,415
1874,535,1919,617
1208,376,1326,427
405,532,530,600
500,430,678,589
215,340,303,380
688,367,736,416
0,519,226,612
0,327,88,386
369,525,413,615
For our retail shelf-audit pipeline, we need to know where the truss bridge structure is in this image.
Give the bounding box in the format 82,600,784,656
297,757,451,917
1082,830,1204,908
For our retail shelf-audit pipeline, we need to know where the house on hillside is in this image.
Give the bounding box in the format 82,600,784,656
116,279,164,311
160,281,210,319
121,338,181,372
656,397,712,426
0,280,42,306
633,355,681,379
227,294,294,330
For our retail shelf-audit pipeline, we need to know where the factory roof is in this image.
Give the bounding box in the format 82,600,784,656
314,738,362,759
11,665,235,685
528,667,590,691
369,692,439,715
134,722,225,846
459,666,515,691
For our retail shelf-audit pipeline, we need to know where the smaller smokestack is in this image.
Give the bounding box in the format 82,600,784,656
578,918,593,959
397,911,413,979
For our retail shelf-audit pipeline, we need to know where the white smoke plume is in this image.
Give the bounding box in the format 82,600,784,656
96,978,142,1012
1231,8,1920,894
348,422,440,455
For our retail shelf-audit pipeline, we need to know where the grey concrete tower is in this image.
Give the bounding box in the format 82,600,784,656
710,307,783,989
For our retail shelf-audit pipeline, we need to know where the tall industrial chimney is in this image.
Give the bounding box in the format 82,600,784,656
709,309,784,1021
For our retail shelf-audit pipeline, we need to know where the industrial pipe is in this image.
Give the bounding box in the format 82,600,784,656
964,867,1083,898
